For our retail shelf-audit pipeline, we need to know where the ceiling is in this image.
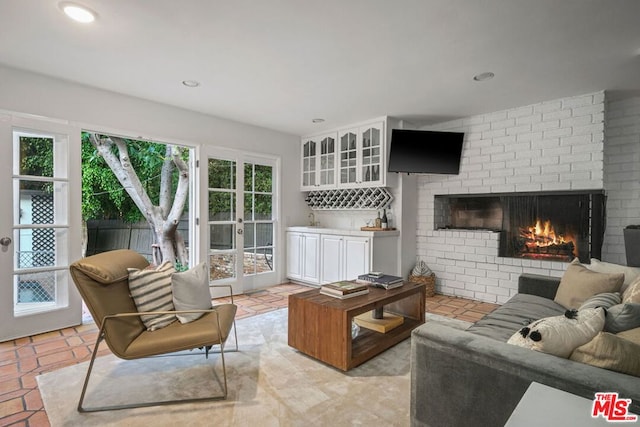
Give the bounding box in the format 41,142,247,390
1,1,640,136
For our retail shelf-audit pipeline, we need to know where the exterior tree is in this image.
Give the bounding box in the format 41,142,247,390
87,133,189,265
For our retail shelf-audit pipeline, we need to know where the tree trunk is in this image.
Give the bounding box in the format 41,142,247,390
89,134,190,266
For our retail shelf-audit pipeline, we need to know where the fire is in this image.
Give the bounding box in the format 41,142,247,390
519,219,576,258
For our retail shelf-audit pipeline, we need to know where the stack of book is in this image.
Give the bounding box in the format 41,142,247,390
320,280,369,299
356,272,404,290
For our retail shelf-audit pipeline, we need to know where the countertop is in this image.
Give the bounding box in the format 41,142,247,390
286,226,400,237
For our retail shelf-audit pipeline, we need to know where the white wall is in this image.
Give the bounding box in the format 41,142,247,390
416,91,606,303
0,64,306,286
602,96,640,264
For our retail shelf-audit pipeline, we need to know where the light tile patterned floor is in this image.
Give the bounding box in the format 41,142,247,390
0,284,498,427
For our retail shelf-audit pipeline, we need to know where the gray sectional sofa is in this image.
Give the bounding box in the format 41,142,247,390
410,274,640,427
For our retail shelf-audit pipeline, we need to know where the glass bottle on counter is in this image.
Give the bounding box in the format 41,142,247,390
381,209,388,229
375,211,382,228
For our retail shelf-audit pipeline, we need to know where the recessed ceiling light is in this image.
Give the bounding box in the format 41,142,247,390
312,118,325,123
182,80,200,88
473,72,495,82
59,2,96,23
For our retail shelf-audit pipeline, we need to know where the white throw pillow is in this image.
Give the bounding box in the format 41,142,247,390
587,258,640,294
128,261,177,331
507,307,605,358
171,262,213,323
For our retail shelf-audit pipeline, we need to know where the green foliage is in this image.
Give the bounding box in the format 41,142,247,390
19,137,54,192
80,132,188,222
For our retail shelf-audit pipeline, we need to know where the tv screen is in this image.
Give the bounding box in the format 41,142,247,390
388,129,464,174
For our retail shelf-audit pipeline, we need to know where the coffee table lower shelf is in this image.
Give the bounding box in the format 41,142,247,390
288,282,426,371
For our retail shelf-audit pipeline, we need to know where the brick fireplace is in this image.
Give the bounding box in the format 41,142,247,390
434,191,606,263
416,91,607,303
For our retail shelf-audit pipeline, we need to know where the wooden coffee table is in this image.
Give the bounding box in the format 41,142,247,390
288,282,426,371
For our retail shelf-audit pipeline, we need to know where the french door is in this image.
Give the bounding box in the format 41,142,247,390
0,115,83,342
204,148,278,295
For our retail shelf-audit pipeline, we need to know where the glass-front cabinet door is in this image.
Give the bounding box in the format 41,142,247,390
338,120,385,188
318,134,336,187
338,129,358,186
301,137,317,191
360,123,383,186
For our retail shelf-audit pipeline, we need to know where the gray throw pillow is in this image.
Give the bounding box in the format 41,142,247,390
604,303,640,334
579,292,621,310
171,262,213,323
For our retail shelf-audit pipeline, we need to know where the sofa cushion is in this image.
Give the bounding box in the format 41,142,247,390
128,261,177,331
554,262,624,309
506,307,605,358
466,293,566,342
171,262,213,324
570,331,640,377
587,258,640,294
618,326,640,344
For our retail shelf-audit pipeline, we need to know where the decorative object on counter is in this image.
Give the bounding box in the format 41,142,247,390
304,187,393,210
381,209,388,229
375,211,382,228
409,260,435,297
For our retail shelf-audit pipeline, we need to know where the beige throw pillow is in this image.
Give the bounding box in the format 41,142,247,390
171,262,213,324
588,259,640,294
554,263,624,309
622,276,640,304
570,332,640,377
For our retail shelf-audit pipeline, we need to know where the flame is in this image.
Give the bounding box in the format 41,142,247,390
520,219,574,250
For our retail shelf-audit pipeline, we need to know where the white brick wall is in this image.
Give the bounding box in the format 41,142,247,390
602,97,640,265
417,92,606,303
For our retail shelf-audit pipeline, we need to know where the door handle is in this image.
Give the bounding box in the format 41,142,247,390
0,237,11,247
237,229,243,235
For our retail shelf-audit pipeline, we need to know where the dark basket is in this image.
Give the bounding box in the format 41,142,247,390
408,273,436,297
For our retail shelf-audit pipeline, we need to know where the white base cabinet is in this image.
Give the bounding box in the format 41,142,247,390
286,231,321,285
286,227,398,286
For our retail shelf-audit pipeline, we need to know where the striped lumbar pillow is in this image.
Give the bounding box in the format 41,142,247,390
128,261,177,331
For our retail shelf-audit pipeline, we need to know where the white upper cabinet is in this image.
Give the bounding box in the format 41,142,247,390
338,120,385,188
300,132,337,191
301,118,386,190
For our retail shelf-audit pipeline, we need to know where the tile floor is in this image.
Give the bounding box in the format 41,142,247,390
0,283,499,427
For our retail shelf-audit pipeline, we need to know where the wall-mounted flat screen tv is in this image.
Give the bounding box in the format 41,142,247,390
388,129,464,174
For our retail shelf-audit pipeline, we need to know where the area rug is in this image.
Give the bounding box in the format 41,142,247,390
39,309,466,426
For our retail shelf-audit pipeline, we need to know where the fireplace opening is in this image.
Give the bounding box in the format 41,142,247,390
434,191,605,263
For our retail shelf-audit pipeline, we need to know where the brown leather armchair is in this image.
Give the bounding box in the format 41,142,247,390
69,249,237,412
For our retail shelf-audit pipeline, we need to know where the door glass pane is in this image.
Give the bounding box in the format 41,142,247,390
255,165,272,192
209,254,236,280
208,159,236,189
209,191,235,221
209,224,235,250
13,132,69,317
19,137,53,177
244,223,255,249
254,194,272,220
